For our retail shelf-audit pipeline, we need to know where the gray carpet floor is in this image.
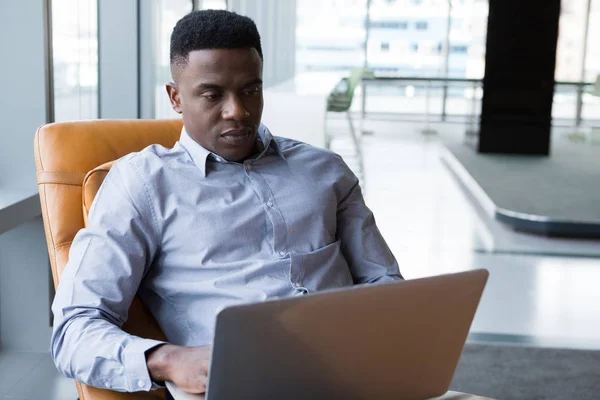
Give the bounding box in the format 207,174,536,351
451,343,600,400
445,143,600,223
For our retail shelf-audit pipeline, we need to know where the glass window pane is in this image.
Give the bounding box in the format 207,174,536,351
361,0,487,118
296,0,368,73
582,0,600,121
553,0,595,122
51,0,98,121
584,0,600,82
367,0,487,78
196,0,227,9
555,0,588,82
453,0,488,80
154,0,193,119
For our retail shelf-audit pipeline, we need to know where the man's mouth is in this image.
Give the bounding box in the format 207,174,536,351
221,128,252,145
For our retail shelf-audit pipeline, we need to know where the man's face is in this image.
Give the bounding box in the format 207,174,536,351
167,48,263,162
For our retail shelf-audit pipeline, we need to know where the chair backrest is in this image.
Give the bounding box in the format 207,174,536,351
593,74,600,97
34,119,183,400
327,67,373,112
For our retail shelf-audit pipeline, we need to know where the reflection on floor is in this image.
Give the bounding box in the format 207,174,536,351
2,119,599,399
335,119,600,349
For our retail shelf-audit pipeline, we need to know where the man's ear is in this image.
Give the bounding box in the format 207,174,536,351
166,82,182,114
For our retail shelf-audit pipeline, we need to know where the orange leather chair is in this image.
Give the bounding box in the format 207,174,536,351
35,119,183,400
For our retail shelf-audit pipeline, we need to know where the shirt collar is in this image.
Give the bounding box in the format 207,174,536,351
259,124,285,160
178,123,285,177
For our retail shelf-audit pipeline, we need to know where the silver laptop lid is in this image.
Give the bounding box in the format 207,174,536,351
205,269,488,400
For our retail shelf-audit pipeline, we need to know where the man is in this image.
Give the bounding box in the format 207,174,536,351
51,10,401,396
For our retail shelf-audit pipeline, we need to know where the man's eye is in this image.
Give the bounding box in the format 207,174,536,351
244,88,260,96
203,93,221,100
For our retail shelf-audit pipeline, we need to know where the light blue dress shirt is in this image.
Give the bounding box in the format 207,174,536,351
51,124,401,392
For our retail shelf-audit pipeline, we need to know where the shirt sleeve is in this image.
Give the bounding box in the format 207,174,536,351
334,155,403,284
51,158,166,392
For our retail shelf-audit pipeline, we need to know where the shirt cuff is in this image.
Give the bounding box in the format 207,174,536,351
123,337,168,391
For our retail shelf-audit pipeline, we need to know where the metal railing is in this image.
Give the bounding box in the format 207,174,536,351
357,76,597,127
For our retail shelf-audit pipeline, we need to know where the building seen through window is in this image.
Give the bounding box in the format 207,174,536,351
296,0,368,73
554,0,600,121
296,0,488,78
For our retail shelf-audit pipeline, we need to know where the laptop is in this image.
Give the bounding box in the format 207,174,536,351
166,269,489,400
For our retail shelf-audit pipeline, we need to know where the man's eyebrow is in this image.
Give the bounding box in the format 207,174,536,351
194,79,263,90
195,83,223,90
243,79,263,87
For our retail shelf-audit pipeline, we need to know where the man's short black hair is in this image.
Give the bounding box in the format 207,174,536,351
170,10,263,72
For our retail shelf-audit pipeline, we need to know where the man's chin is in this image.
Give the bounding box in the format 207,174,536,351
217,134,257,162
218,145,255,162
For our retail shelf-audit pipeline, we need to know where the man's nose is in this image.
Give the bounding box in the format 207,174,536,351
222,94,247,120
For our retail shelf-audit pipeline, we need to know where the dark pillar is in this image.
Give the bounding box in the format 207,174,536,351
478,0,561,155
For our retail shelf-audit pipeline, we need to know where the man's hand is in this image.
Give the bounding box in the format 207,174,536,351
146,344,211,394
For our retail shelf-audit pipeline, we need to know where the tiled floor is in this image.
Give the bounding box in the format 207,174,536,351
336,119,600,349
2,119,599,399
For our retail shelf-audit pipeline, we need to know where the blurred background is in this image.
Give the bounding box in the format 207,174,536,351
1,0,599,399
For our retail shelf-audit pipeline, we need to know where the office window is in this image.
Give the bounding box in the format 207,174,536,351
451,45,468,54
456,0,488,79
195,0,227,9
555,0,589,82
368,0,487,78
154,0,194,119
51,0,98,121
370,21,408,29
305,45,362,51
154,0,227,119
415,21,428,30
554,0,600,82
584,0,600,82
553,0,600,122
363,0,489,118
297,0,488,77
296,0,368,73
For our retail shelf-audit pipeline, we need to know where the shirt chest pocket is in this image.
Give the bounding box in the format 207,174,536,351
289,240,354,292
276,184,339,248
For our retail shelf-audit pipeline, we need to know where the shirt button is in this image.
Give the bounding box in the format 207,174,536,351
137,380,145,388
279,251,287,258
116,367,124,374
266,200,273,208
104,381,111,388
